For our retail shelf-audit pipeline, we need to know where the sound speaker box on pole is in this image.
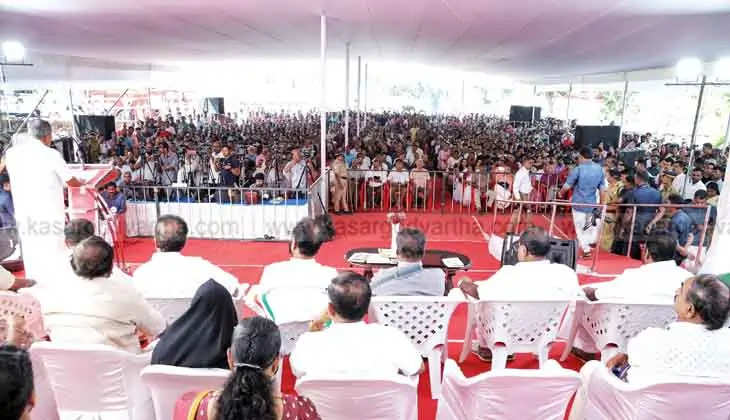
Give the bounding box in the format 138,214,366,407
574,125,620,150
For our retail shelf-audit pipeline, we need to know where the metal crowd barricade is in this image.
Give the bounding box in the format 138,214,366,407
122,183,309,241
485,198,713,272
614,202,712,262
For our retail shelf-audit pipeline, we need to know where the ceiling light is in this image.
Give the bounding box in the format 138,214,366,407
1,41,25,63
675,57,703,81
712,57,730,81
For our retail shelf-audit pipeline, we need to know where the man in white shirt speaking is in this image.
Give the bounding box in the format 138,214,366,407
290,271,423,378
508,156,533,233
5,119,85,282
133,215,240,298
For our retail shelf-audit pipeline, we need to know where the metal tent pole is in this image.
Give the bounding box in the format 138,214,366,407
566,82,573,122
356,56,361,137
345,42,350,150
320,15,328,205
618,74,629,148
682,75,707,198
364,62,368,114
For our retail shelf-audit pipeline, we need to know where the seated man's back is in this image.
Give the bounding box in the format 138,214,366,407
591,231,692,302
132,215,239,297
37,237,165,353
290,272,423,378
623,274,730,385
370,227,446,296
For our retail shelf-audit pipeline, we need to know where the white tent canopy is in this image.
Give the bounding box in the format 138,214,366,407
2,0,730,83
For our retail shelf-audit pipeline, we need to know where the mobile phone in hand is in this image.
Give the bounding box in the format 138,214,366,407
611,363,631,381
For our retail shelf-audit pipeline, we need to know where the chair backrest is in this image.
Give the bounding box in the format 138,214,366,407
146,297,191,325
140,365,230,420
474,300,570,353
584,360,730,420
30,341,154,420
147,283,250,325
437,359,580,420
258,287,329,355
0,291,45,345
296,374,418,420
582,301,676,353
368,296,462,354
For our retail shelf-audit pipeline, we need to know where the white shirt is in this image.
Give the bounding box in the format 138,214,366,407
32,272,165,353
683,180,706,201
513,167,532,199
259,258,337,294
290,321,422,378
594,260,692,302
132,252,240,298
476,260,583,300
627,322,730,385
387,170,409,184
6,137,74,280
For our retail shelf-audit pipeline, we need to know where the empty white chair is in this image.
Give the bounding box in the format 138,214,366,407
572,360,730,420
368,295,462,398
31,341,154,420
459,299,571,369
296,374,418,420
437,359,581,420
140,365,229,420
560,300,676,361
147,283,249,324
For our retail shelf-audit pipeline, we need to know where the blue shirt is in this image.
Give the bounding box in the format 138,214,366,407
564,162,605,213
632,183,662,214
685,206,716,246
101,191,126,214
0,190,15,227
669,210,693,247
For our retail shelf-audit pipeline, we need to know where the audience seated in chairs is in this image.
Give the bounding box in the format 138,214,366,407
33,236,164,353
174,316,320,420
152,280,238,369
290,272,424,379
0,344,34,420
370,228,446,296
133,215,240,298
247,215,336,321
457,227,582,361
570,274,730,418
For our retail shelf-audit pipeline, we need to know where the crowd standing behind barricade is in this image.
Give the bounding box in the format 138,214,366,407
71,110,727,261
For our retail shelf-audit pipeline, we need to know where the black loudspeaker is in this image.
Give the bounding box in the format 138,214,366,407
74,115,116,140
619,148,646,169
509,106,541,122
574,125,620,150
501,235,577,270
53,137,75,163
205,97,225,115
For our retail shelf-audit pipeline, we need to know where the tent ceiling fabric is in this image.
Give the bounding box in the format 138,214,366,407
2,0,730,80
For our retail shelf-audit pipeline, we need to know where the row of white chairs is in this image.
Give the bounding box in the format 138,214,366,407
28,340,730,420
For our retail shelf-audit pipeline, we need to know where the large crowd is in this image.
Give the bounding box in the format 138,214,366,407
0,111,729,420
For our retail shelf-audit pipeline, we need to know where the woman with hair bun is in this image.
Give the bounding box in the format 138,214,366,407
174,316,320,420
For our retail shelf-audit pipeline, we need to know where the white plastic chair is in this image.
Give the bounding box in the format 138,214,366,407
368,295,462,398
30,342,154,420
147,283,249,325
140,365,229,420
560,300,676,361
0,291,45,345
296,374,418,420
29,349,59,420
573,360,730,420
437,359,581,420
459,299,571,369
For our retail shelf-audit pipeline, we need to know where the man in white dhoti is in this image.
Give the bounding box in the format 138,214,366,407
5,119,84,282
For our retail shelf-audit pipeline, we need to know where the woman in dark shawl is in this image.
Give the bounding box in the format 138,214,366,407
151,279,238,369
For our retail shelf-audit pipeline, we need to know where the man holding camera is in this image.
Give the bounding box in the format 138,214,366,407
284,147,313,189
157,142,178,186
